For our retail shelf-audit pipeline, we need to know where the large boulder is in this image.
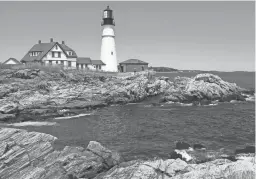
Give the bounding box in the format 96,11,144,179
162,73,246,104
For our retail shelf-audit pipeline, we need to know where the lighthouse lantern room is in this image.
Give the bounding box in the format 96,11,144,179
100,6,118,72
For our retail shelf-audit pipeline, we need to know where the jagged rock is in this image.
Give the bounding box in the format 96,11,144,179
193,144,206,150
175,142,191,150
87,141,123,168
171,159,255,179
0,128,123,179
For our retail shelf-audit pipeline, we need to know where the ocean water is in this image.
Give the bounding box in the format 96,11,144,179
1,72,255,161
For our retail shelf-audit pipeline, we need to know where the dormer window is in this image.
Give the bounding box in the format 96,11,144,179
68,51,73,56
55,45,58,50
30,52,40,56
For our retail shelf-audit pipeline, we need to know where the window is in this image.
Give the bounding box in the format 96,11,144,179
58,52,61,58
49,61,52,65
111,51,113,55
68,61,71,67
99,65,101,70
76,64,79,69
68,51,72,56
55,45,58,50
104,11,108,18
56,61,58,64
85,64,88,68
31,52,40,56
81,64,84,69
61,61,64,65
52,52,55,58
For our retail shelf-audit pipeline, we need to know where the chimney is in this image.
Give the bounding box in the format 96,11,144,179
62,41,65,45
50,38,53,42
38,40,41,44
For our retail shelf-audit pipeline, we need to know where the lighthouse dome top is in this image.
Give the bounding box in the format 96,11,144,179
104,6,112,11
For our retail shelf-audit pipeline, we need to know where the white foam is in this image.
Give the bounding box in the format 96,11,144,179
54,113,92,120
179,103,193,106
174,149,192,162
166,101,175,104
245,97,255,102
7,121,57,127
203,103,218,106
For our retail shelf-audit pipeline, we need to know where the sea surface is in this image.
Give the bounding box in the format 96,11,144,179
1,72,255,161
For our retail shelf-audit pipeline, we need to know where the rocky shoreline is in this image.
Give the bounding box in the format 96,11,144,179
0,69,255,178
0,127,254,179
0,69,254,123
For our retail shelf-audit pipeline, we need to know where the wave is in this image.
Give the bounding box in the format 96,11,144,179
7,121,58,127
203,103,218,106
54,113,93,120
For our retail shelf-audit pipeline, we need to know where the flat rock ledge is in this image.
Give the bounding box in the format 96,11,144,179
0,128,255,179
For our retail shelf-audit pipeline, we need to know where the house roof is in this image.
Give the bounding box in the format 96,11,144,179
91,60,105,65
3,58,21,64
60,44,77,58
20,42,77,63
119,59,148,65
76,58,105,65
77,57,92,64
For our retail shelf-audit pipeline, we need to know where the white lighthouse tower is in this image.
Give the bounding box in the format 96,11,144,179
100,6,118,72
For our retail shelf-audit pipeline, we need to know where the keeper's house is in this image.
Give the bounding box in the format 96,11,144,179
20,38,105,71
119,59,148,72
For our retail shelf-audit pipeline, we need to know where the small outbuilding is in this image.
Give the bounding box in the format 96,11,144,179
3,58,21,65
119,59,148,72
76,57,106,70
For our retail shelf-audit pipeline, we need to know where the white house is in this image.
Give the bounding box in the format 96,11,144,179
20,38,105,70
3,58,21,65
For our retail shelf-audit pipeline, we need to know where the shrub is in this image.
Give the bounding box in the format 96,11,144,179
36,81,51,91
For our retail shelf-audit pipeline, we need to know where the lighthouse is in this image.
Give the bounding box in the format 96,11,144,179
100,6,118,72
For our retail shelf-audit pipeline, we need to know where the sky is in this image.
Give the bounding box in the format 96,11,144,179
0,1,254,71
